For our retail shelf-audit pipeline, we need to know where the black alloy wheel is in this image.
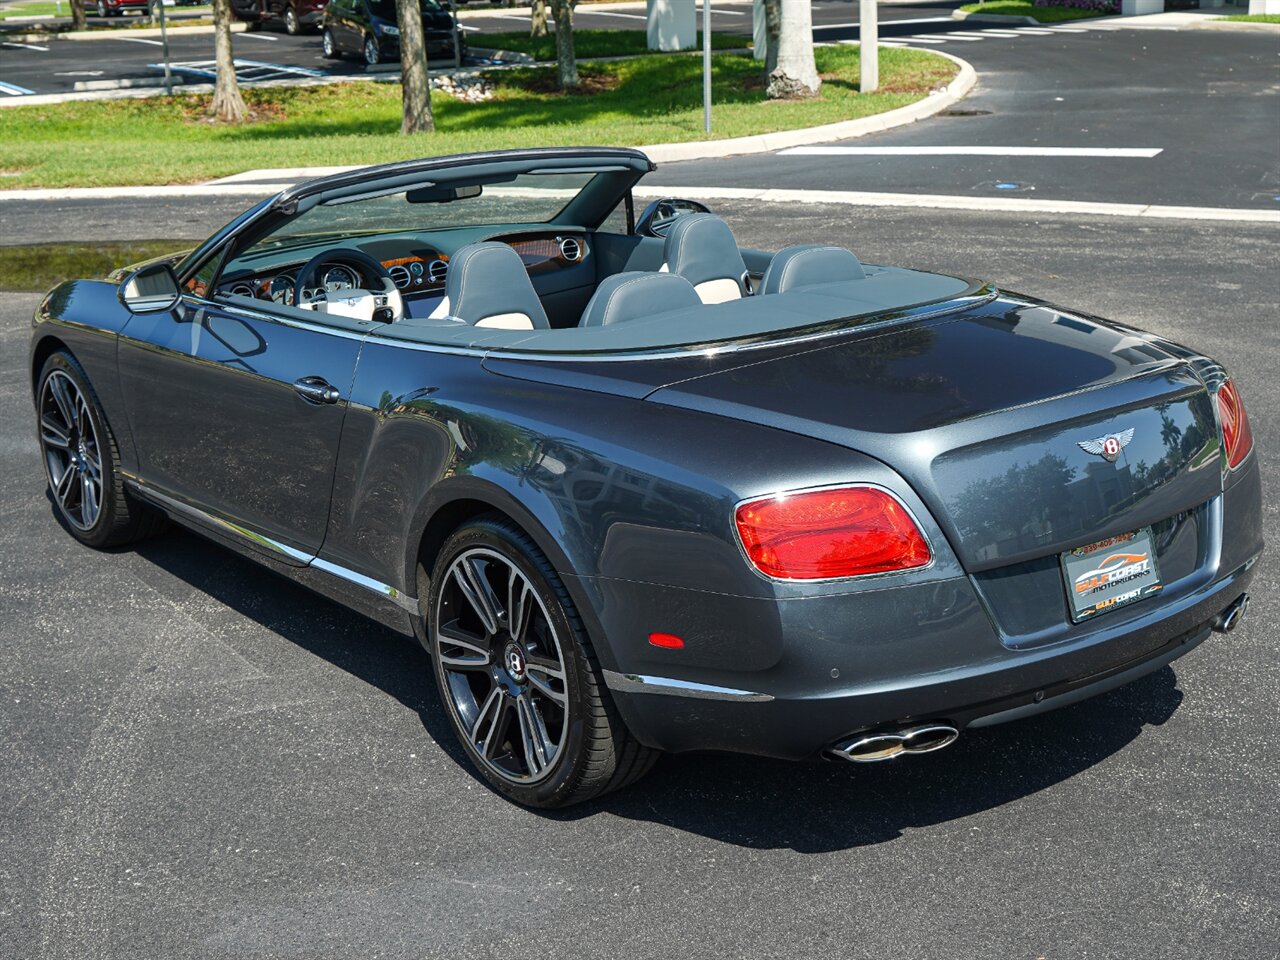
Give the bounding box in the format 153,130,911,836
284,7,299,34
427,517,658,807
36,351,164,548
363,35,381,66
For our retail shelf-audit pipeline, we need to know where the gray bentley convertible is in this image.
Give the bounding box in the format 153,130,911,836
29,148,1261,807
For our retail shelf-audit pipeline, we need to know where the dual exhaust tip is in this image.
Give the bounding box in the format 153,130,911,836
829,723,959,763
830,593,1251,764
1214,594,1249,634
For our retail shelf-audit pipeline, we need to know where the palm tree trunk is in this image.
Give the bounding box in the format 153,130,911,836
549,0,577,89
766,0,819,99
397,0,436,133
210,0,247,122
531,0,548,38
70,0,86,30
763,0,780,76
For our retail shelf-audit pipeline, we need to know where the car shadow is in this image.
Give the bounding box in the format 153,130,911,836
134,527,1185,854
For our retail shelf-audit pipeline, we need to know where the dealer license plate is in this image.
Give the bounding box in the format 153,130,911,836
1061,528,1163,624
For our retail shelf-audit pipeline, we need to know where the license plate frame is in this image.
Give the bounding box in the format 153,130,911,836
1060,527,1163,624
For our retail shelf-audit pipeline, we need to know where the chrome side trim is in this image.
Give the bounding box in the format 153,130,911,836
310,557,420,614
127,482,419,613
602,670,774,702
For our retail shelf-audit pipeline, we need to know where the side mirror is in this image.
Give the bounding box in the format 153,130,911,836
118,262,182,314
635,198,712,238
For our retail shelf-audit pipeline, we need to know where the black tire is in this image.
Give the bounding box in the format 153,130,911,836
322,28,341,59
284,7,299,34
363,34,380,66
426,516,658,808
35,351,165,549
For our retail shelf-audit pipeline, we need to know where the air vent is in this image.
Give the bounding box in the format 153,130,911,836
427,259,449,285
388,265,411,289
558,237,583,263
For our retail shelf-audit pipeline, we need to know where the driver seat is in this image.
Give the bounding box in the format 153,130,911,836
660,213,749,305
428,242,550,330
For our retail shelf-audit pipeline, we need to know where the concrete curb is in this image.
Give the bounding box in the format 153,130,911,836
951,11,1042,25
1191,19,1280,32
642,48,976,164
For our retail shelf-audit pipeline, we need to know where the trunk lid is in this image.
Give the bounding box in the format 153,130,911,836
644,301,1223,573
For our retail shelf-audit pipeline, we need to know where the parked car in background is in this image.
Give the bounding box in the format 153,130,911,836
322,0,463,67
231,0,329,35
83,0,151,17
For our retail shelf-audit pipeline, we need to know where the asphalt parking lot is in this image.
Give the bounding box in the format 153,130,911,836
1,199,1277,959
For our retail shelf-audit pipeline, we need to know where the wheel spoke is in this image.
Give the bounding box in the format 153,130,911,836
40,415,70,449
526,657,567,707
47,374,75,427
515,693,552,775
508,571,533,644
80,471,99,527
436,619,492,670
53,461,77,508
452,556,502,636
470,687,508,760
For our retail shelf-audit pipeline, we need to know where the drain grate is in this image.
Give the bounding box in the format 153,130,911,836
938,109,993,118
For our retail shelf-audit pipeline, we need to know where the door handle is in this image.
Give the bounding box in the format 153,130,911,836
293,377,341,405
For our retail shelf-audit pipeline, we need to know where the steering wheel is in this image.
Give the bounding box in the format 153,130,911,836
293,247,404,323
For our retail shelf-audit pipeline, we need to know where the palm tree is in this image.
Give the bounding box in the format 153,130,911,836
397,0,436,133
531,0,548,39
210,0,247,122
767,0,819,99
70,0,86,30
548,0,578,90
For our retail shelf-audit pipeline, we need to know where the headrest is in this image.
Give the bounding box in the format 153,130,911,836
759,244,866,295
444,242,550,329
579,272,702,328
662,213,749,292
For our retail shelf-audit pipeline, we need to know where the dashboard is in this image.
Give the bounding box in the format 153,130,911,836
214,232,590,307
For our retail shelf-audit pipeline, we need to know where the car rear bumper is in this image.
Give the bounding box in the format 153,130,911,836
602,547,1260,762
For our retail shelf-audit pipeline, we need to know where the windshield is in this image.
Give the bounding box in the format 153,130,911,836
240,172,598,258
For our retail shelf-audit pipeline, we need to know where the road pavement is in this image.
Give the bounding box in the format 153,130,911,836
2,200,1278,960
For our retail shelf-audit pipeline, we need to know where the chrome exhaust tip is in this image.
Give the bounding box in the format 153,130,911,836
1214,594,1249,633
828,723,959,763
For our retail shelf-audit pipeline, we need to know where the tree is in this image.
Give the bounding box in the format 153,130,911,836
70,0,86,30
762,0,780,76
531,0,548,39
767,0,819,99
397,0,436,134
548,0,577,90
210,0,246,122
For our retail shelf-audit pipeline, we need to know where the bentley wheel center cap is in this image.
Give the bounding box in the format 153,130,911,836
504,645,527,682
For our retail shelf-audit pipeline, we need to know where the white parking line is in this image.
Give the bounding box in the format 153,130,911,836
576,10,647,19
1014,28,1057,34
944,32,992,39
1050,27,1090,32
0,80,35,95
778,146,1164,158
117,37,164,46
933,33,983,41
978,29,1027,37
238,32,279,41
1,40,49,51
904,36,948,43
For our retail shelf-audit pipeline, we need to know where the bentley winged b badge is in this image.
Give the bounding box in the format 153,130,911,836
1078,427,1135,463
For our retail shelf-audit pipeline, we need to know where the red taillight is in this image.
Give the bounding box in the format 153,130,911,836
1216,379,1254,470
734,486,931,581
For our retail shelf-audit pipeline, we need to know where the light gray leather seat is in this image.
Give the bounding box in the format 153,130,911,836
759,244,866,295
661,214,749,304
579,272,701,327
427,242,550,329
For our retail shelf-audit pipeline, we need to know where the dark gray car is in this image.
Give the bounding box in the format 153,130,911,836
28,148,1262,807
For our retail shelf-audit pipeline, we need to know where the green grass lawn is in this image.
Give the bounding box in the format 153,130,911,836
957,1,1109,22
0,241,190,291
0,46,956,190
0,2,69,19
1220,13,1280,22
471,29,745,60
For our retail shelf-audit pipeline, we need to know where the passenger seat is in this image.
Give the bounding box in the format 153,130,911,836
661,214,750,304
759,244,866,295
427,242,550,330
579,272,701,327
